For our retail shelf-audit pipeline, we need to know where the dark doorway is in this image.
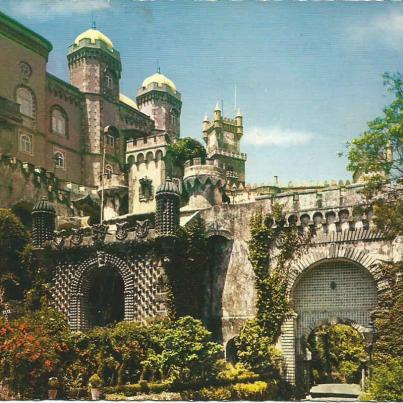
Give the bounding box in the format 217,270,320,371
226,338,238,364
87,267,125,327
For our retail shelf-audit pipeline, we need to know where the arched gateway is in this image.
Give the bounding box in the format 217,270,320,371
69,253,135,330
281,245,386,390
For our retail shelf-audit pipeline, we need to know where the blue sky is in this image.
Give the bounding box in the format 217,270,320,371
2,0,402,185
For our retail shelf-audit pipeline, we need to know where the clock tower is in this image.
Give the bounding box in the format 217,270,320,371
202,103,247,187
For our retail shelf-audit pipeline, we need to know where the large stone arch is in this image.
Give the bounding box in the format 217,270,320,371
69,252,135,330
281,245,386,390
287,245,388,295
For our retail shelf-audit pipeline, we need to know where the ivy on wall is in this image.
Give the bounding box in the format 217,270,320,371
165,216,208,319
247,204,308,342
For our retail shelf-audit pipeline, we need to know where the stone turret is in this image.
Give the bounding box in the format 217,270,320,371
137,71,182,140
183,158,226,210
155,177,180,238
202,105,246,187
32,197,56,247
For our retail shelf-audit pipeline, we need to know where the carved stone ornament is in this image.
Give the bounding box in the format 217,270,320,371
96,251,107,267
91,224,108,242
135,219,150,239
71,228,84,245
53,231,66,249
19,61,32,80
115,221,129,241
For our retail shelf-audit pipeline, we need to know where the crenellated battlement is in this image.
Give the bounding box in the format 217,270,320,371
0,154,99,213
183,158,227,210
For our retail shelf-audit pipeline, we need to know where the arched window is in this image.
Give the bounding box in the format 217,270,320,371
51,107,67,136
19,134,32,154
16,87,34,117
53,151,65,169
104,165,113,179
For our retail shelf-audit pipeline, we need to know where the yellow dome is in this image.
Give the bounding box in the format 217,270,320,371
74,28,113,49
119,93,138,110
142,73,176,92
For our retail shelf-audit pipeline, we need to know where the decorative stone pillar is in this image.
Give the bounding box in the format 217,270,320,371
31,197,56,247
155,177,180,238
281,310,298,385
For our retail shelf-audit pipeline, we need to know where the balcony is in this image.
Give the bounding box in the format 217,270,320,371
0,96,22,126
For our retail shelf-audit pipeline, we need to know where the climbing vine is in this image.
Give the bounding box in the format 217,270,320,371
165,216,208,319
248,204,308,342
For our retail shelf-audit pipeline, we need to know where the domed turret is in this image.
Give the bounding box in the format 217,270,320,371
136,69,182,138
155,177,180,238
142,72,177,93
68,26,121,96
74,28,114,49
32,197,56,247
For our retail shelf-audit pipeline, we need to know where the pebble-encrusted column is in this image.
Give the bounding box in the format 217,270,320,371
31,197,56,247
155,177,180,238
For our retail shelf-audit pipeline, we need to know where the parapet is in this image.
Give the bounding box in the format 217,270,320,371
183,158,226,186
183,158,226,210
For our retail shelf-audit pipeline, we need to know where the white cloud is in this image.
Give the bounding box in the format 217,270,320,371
10,0,111,20
244,126,314,147
347,12,403,51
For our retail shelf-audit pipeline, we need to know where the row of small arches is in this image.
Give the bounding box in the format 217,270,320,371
126,149,165,165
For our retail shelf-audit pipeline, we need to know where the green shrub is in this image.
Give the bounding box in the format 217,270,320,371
217,362,260,384
234,380,278,401
369,358,403,401
181,385,233,401
235,320,283,376
89,373,103,388
103,384,142,397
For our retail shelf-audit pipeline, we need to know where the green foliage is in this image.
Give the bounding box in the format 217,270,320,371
0,307,69,399
247,205,307,342
347,72,402,181
0,209,31,302
235,320,282,376
167,216,208,318
182,385,233,400
217,361,260,383
167,137,207,168
144,316,223,383
372,262,403,362
369,358,403,401
0,312,224,399
233,380,278,401
181,381,278,401
308,324,367,384
89,373,103,388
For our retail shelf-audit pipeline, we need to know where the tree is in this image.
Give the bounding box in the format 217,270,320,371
235,319,282,377
346,73,403,400
0,209,30,302
167,137,207,168
347,72,402,182
144,316,222,383
307,324,367,384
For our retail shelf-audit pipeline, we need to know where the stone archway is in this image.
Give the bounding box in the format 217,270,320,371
68,253,135,330
281,246,385,389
